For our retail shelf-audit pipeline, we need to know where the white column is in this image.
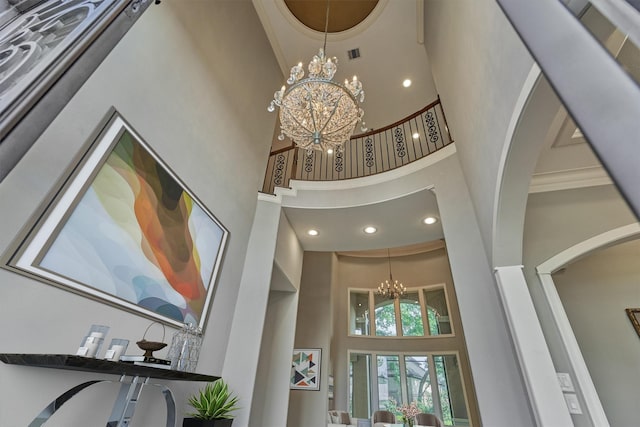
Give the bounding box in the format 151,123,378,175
222,197,283,427
251,290,300,427
494,265,573,427
537,272,609,427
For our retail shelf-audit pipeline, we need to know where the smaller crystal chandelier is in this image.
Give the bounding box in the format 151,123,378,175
267,0,365,153
377,249,406,299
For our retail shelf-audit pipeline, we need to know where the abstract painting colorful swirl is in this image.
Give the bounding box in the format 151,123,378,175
39,130,225,326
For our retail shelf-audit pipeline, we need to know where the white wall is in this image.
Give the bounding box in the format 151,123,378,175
524,186,637,268
423,0,535,263
523,185,638,427
0,1,281,425
250,289,300,427
274,210,305,292
250,211,304,427
287,252,335,427
553,239,640,427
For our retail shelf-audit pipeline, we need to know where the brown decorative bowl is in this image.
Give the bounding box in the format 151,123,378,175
136,321,167,358
136,340,167,358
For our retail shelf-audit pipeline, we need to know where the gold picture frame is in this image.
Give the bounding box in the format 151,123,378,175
625,308,640,338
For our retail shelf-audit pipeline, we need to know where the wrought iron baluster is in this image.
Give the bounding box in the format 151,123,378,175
261,99,453,193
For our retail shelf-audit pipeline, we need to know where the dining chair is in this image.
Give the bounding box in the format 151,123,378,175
372,410,396,427
415,412,443,427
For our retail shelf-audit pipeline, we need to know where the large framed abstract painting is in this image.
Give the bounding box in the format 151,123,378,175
4,110,228,330
291,348,321,390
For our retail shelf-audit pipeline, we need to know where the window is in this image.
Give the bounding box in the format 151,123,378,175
404,355,433,413
374,293,397,336
348,351,471,426
400,291,424,336
377,355,402,409
349,285,453,337
349,353,371,419
424,288,451,335
434,355,469,425
349,291,370,335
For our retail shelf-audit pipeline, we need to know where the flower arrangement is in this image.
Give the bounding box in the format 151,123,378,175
397,401,420,426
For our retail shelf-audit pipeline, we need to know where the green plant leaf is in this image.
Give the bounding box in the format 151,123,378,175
186,379,240,420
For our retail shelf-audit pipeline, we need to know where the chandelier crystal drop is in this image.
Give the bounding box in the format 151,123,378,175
376,249,406,300
267,0,365,153
268,49,365,152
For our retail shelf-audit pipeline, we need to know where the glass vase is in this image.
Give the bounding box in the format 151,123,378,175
167,323,203,372
403,418,414,427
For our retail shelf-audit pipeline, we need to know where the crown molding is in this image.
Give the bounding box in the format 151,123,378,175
529,166,612,193
337,239,445,258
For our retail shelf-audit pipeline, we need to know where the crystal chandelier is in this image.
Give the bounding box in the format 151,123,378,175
267,0,365,153
376,249,406,299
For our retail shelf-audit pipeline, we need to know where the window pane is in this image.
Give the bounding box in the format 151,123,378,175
374,294,397,336
434,355,469,426
350,291,370,335
404,356,434,414
424,288,451,335
377,355,402,411
400,292,424,336
350,353,372,419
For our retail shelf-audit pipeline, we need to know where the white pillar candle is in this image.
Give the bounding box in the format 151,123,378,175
105,344,126,361
84,336,100,357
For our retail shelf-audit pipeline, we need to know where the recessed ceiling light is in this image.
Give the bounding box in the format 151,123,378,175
307,229,319,236
402,79,412,88
412,132,420,139
327,148,334,154
423,217,438,225
363,226,377,234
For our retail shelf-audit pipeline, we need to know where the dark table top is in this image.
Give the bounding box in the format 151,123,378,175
0,354,219,382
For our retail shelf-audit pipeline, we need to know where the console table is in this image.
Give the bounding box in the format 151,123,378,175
0,354,219,427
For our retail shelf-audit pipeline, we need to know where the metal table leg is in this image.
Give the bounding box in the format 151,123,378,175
106,375,147,426
28,380,106,427
28,375,177,427
160,384,177,427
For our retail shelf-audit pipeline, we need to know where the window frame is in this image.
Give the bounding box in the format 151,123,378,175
348,289,372,336
347,349,473,426
347,284,455,338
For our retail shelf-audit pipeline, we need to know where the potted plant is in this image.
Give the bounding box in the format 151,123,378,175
183,379,239,427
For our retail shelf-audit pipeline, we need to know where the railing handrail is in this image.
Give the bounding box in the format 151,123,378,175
269,98,446,156
262,98,452,194
269,143,296,156
350,97,443,139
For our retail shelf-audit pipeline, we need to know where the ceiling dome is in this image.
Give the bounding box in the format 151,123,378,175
284,0,379,33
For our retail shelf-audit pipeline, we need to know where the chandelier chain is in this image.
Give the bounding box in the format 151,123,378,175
323,0,330,54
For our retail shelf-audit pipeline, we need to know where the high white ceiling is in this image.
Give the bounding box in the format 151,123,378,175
283,188,443,252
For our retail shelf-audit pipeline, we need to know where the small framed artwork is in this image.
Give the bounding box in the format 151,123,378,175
3,109,228,331
291,348,321,390
626,308,640,338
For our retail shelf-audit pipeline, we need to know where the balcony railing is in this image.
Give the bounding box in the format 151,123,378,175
261,98,453,194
